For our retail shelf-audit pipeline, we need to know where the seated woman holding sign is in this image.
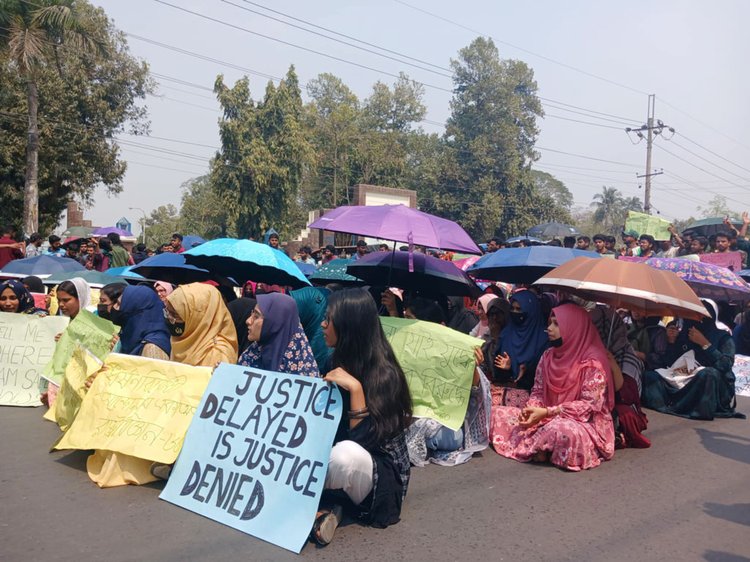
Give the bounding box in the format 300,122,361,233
490,303,616,471
314,288,412,546
238,292,319,377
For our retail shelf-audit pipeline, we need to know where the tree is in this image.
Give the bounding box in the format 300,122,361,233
422,37,543,240
179,175,234,240
0,1,152,234
531,170,574,211
143,204,179,248
591,186,624,234
698,195,732,218
211,67,312,240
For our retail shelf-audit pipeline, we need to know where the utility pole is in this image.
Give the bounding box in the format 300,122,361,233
625,94,674,215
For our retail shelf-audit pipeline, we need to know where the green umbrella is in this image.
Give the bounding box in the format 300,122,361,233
45,269,129,288
61,226,94,238
309,258,364,286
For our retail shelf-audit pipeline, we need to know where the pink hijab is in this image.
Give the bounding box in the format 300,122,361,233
154,281,174,297
473,294,499,338
538,303,614,409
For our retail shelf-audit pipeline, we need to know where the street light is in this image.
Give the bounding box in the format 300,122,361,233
129,207,147,245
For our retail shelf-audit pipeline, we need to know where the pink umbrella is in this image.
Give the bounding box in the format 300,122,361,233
308,205,481,254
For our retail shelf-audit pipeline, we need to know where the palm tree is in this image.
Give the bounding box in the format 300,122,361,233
0,0,104,235
591,186,624,233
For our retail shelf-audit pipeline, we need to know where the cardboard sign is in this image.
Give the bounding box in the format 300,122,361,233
160,364,342,553
381,317,481,431
625,211,672,241
0,314,69,406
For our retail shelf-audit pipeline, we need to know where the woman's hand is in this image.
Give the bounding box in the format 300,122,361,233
666,324,680,345
474,347,484,366
514,363,527,384
519,406,548,428
85,365,108,389
688,326,710,348
324,367,362,393
54,332,62,342
494,352,511,371
380,290,399,317
109,333,120,351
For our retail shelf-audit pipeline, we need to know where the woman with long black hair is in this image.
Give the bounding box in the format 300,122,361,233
314,288,412,545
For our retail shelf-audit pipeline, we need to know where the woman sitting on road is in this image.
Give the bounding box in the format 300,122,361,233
226,297,257,355
642,299,744,420
314,288,412,545
490,303,616,471
469,294,499,340
493,290,549,392
238,292,319,377
166,283,238,367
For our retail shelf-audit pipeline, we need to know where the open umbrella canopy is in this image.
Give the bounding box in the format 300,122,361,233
183,238,311,288
526,222,581,239
308,204,481,254
182,235,206,249
682,217,742,238
45,269,128,288
92,226,132,237
644,257,750,303
0,255,85,278
131,252,237,286
505,235,545,246
468,246,601,284
347,251,478,296
536,256,709,320
309,258,364,286
293,261,317,278
106,266,145,280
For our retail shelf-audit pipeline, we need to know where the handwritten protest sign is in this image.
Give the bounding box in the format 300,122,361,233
42,309,117,386
160,364,342,553
381,317,481,430
47,345,103,431
625,211,672,240
54,354,211,464
0,314,69,406
700,251,742,272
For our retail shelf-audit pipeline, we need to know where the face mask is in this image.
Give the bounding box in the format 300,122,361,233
166,319,185,337
108,308,124,326
549,337,563,348
510,311,527,326
97,304,111,320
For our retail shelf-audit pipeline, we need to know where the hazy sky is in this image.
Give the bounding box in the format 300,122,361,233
84,0,750,235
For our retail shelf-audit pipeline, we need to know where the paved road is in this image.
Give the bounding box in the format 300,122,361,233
1,400,749,562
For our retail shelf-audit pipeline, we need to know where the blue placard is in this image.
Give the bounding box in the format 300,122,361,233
160,364,343,553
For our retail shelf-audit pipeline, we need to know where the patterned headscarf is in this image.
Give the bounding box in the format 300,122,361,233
0,279,36,313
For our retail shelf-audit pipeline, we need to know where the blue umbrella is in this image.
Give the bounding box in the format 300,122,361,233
294,261,317,278
131,252,236,286
106,266,145,279
310,258,364,286
183,238,311,288
0,255,85,277
468,246,601,284
182,235,206,249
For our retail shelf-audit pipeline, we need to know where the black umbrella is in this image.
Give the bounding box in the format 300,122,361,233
681,217,742,238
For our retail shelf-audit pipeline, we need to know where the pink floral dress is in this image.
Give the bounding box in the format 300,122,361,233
489,358,615,471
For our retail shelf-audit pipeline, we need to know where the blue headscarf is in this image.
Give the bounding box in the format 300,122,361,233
496,290,549,376
291,286,331,372
117,285,171,357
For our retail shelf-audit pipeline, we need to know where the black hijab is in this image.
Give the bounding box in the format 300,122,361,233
227,297,257,354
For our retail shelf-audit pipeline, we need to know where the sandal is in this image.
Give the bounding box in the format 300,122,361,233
312,504,343,546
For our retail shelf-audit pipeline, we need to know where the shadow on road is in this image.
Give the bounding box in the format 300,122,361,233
53,449,89,473
704,550,750,562
703,502,750,527
695,428,750,465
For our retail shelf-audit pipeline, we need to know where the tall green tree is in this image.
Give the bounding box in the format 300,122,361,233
211,67,312,239
590,186,642,235
179,175,233,240
421,37,543,240
0,0,151,234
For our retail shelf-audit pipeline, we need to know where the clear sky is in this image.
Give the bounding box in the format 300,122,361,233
84,0,750,234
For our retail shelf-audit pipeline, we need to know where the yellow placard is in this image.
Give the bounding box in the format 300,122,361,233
54,353,211,464
47,345,103,431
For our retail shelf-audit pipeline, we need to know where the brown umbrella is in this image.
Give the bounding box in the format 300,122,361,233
536,257,709,320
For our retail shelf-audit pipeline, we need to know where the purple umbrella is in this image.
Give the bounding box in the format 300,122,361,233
645,257,750,303
92,227,132,237
308,205,481,254
346,251,479,296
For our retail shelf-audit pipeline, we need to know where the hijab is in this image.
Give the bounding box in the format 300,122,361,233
689,299,731,365
68,277,91,310
117,285,172,357
0,279,36,313
256,293,302,371
168,283,238,367
447,296,479,334
291,286,331,372
227,297,257,353
21,276,45,293
472,294,499,339
154,281,174,298
539,303,614,409
496,290,549,375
